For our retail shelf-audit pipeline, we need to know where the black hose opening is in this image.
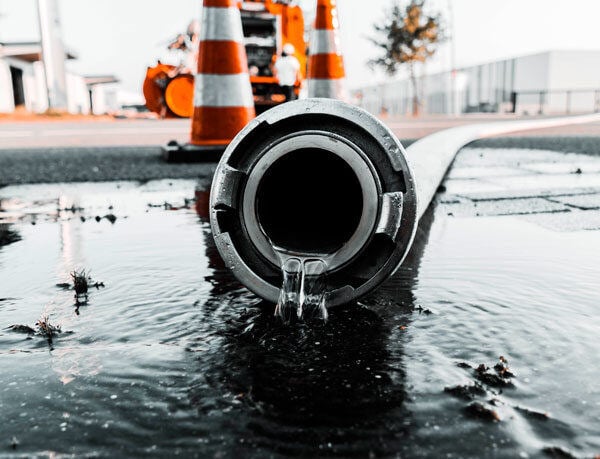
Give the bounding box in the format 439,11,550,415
255,148,363,254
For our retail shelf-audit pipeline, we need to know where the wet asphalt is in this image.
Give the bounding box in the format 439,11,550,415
0,136,599,186
0,146,215,187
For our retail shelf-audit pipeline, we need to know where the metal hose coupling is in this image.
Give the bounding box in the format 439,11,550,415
209,99,418,308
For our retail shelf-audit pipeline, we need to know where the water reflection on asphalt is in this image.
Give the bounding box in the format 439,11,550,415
0,169,599,458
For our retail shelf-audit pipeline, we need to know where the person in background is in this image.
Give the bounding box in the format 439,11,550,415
274,43,300,102
166,20,200,74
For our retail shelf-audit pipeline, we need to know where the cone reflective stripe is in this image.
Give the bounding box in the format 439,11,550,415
190,0,255,147
201,6,244,41
310,30,342,55
307,0,346,99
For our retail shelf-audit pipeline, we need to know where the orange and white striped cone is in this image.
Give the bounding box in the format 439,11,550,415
307,0,346,100
163,0,255,162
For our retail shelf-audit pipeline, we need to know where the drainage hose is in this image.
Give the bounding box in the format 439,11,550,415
209,98,600,307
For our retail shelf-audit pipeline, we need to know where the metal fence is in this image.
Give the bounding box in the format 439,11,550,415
510,89,600,115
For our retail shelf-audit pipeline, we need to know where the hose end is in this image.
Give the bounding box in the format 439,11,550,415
210,99,418,306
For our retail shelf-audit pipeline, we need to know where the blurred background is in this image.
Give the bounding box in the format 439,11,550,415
1,0,600,117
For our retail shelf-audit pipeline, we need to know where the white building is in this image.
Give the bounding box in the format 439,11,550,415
84,75,120,115
0,41,119,115
357,50,600,116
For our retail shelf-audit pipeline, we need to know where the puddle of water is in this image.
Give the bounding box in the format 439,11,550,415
0,167,599,457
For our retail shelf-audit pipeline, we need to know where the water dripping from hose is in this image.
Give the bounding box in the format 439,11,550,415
273,251,328,323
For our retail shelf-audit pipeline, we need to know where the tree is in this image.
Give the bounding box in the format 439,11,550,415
369,1,443,116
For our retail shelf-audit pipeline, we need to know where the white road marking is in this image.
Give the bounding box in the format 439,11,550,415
43,127,187,136
0,130,34,138
0,127,187,140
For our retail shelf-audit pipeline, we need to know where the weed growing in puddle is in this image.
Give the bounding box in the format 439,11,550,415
445,356,521,424
68,269,105,295
9,313,72,349
71,269,90,295
36,314,61,339
55,269,105,313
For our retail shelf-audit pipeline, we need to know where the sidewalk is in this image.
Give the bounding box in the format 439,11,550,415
382,113,600,139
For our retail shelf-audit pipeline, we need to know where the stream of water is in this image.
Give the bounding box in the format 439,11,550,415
274,254,328,322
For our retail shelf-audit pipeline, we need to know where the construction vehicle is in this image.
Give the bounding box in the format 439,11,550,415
143,0,307,118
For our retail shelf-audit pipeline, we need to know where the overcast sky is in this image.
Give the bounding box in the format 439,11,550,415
1,0,600,96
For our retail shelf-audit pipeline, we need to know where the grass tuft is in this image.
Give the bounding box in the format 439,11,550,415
71,269,90,295
36,315,61,341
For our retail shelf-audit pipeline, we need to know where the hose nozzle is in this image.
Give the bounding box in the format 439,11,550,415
210,99,418,307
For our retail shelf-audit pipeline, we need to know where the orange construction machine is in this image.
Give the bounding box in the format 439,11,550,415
143,0,307,118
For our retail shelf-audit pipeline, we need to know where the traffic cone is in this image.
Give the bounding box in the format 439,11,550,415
307,0,346,99
163,0,255,162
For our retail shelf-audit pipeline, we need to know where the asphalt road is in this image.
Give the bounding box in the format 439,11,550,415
0,119,190,149
1,115,599,186
2,115,600,149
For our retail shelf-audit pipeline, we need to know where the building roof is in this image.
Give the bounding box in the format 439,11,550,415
84,75,120,86
0,41,77,62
